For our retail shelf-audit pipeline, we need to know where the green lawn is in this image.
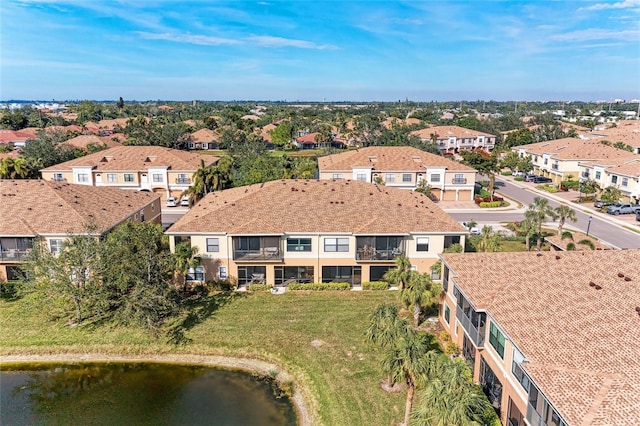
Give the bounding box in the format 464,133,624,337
0,290,405,426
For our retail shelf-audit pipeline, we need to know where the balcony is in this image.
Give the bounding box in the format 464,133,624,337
175,177,191,185
233,236,282,261
551,164,559,170
455,286,486,347
452,178,467,184
0,250,31,262
52,176,65,182
356,236,404,261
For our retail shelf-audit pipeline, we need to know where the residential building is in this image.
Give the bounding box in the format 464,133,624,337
514,138,640,203
318,146,476,200
578,120,640,154
294,132,345,150
166,179,467,287
411,125,496,154
188,128,219,150
61,134,121,151
40,146,218,200
439,251,640,426
0,180,161,282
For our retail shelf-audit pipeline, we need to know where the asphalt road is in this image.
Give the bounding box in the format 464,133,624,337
449,177,640,249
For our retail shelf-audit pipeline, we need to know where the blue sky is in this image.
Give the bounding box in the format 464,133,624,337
1,0,639,101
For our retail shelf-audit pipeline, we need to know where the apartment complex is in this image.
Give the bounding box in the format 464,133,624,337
40,146,218,200
439,251,640,426
514,138,640,204
318,146,476,201
411,125,496,154
167,179,467,287
0,180,161,282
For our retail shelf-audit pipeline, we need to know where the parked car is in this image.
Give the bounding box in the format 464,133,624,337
636,211,640,222
606,203,640,215
594,199,611,208
462,222,481,235
180,196,190,207
166,197,178,207
532,176,553,184
512,171,524,177
524,174,536,182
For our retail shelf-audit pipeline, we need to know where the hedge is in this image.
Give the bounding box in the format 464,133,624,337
361,281,389,290
537,184,558,193
288,282,351,291
248,283,272,292
475,195,504,205
479,201,506,208
514,177,524,182
501,171,512,176
0,281,18,295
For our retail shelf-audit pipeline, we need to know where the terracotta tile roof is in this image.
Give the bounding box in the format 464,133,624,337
190,128,219,143
517,138,639,162
41,146,218,172
97,118,130,130
411,125,495,140
318,146,475,172
297,133,319,143
62,135,121,150
168,179,466,235
605,159,640,177
441,250,640,425
381,117,423,129
0,180,160,235
580,120,640,148
0,130,32,143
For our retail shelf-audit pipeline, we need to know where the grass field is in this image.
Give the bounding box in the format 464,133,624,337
0,290,407,426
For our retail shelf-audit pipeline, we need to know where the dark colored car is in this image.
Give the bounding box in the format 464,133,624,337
532,176,553,184
636,211,640,222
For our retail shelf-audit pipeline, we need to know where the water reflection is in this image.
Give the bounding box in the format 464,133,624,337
1,363,297,426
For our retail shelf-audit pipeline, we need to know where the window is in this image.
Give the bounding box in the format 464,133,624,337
176,173,190,184
322,266,361,285
186,266,205,282
595,171,601,180
544,158,548,165
124,174,134,182
430,174,440,183
370,265,393,281
453,173,465,184
489,322,506,359
49,239,63,254
218,266,227,279
356,173,367,182
286,238,312,252
332,173,343,180
275,266,314,285
443,304,451,324
622,177,628,187
324,237,349,252
611,175,618,184
385,174,395,183
206,238,219,253
152,173,163,183
237,266,266,286
77,173,89,183
105,173,116,182
53,173,64,182
416,237,429,252
444,235,460,249
402,174,412,183
512,348,531,392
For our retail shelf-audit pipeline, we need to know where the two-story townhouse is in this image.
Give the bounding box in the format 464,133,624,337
411,125,496,154
438,251,640,426
40,146,218,200
0,180,161,282
166,179,467,288
513,138,638,185
318,146,477,201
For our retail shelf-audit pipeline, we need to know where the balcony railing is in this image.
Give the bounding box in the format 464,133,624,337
52,176,65,182
175,178,191,184
455,305,486,347
526,403,543,426
233,247,282,261
356,247,403,261
452,178,467,184
0,250,31,262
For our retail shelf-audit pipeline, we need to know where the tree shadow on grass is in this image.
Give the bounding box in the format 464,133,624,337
167,291,244,345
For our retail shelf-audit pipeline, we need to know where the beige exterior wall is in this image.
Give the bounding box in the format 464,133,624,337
171,233,461,285
41,170,73,183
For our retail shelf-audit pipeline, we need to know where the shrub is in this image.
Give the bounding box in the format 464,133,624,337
501,171,512,176
248,283,272,292
288,282,351,291
361,281,389,290
206,279,236,291
0,281,18,296
514,177,524,182
537,184,558,193
474,195,504,205
479,201,506,208
562,180,579,190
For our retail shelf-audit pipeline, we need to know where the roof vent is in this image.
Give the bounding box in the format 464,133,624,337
536,253,543,257
589,281,596,287
368,156,378,162
555,255,561,260
595,285,602,290
618,272,625,278
625,276,632,282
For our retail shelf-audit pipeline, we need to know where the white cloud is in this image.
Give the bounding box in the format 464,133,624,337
136,32,241,46
552,28,640,42
248,36,338,50
581,0,640,11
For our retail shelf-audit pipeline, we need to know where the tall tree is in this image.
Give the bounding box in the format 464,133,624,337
399,273,440,328
526,197,556,250
460,151,500,201
554,205,577,236
383,255,413,291
473,225,502,253
174,242,201,293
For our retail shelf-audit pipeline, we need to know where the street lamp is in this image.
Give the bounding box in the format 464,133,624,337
586,216,592,236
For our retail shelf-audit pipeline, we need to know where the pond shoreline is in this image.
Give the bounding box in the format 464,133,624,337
0,353,312,426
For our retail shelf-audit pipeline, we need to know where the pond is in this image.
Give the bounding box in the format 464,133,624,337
1,362,297,426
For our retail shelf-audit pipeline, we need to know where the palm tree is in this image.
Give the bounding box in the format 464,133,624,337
526,197,556,250
554,205,577,236
399,273,440,328
474,225,502,253
173,242,201,293
412,357,490,425
577,239,596,250
365,303,405,348
521,214,537,251
383,255,413,291
381,325,439,426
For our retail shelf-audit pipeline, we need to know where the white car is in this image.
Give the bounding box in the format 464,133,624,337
180,196,190,207
166,197,178,207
